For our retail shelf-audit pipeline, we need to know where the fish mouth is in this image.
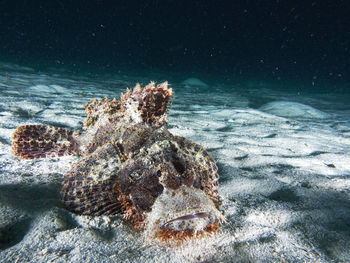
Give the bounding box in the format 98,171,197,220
158,211,219,242
161,211,210,229
144,186,225,242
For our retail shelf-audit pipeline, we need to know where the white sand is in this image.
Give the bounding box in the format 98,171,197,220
0,67,350,262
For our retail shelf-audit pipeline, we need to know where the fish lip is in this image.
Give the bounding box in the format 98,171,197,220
156,221,220,242
161,211,210,229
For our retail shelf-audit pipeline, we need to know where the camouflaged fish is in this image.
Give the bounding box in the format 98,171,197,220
12,82,224,241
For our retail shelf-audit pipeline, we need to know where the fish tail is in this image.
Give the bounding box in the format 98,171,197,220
12,124,78,159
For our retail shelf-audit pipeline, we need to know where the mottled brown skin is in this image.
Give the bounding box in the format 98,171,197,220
61,128,219,228
11,82,221,236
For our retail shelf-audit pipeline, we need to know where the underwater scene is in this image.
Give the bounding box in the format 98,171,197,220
0,1,349,262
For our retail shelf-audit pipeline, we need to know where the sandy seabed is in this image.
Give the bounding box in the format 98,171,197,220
0,64,350,262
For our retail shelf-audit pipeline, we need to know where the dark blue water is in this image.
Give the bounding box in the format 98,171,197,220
0,1,349,92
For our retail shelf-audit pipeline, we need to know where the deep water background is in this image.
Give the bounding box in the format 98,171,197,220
0,0,349,92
